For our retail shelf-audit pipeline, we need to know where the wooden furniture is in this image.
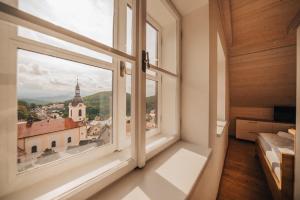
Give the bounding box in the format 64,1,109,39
236,118,295,141
256,137,294,200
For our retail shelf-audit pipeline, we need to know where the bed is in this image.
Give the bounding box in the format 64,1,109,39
256,132,295,200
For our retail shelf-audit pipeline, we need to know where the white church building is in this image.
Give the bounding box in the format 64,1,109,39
69,79,87,123
17,80,88,163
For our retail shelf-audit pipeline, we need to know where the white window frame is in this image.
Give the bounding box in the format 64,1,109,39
0,0,139,196
145,18,162,138
0,0,182,198
7,34,119,185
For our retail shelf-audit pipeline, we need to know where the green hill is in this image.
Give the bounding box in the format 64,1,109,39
65,91,155,120
19,91,156,121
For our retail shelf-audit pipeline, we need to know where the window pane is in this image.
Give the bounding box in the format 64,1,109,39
146,23,158,66
17,49,113,172
18,27,112,63
126,6,133,55
146,79,158,131
126,74,132,136
18,0,114,47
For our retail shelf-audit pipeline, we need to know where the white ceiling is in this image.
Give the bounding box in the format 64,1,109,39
171,0,208,16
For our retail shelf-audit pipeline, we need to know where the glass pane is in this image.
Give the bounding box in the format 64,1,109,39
146,23,158,66
146,79,158,131
126,74,132,136
146,69,156,76
126,5,133,55
18,0,114,47
147,0,178,74
18,27,112,63
17,49,113,172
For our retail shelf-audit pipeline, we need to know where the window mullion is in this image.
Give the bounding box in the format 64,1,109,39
135,0,147,168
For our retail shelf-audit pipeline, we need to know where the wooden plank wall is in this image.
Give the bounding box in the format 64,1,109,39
218,0,300,134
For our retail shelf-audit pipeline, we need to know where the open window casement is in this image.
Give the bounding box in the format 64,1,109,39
0,0,181,198
0,0,141,198
145,0,181,159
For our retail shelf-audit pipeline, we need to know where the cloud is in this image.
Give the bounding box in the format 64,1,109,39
18,63,49,76
31,63,48,75
17,49,113,99
49,78,70,87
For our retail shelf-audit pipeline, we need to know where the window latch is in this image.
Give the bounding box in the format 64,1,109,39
120,60,126,77
142,50,150,73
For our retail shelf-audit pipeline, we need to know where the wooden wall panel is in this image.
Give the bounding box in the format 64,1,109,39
217,0,300,134
230,45,297,107
230,0,300,56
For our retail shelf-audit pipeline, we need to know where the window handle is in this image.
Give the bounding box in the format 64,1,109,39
120,60,126,77
142,50,150,73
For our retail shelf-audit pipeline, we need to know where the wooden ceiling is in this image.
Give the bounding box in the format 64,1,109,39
219,0,300,55
218,0,300,107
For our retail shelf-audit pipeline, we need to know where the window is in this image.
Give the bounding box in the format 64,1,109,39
31,145,37,153
17,49,113,172
0,0,180,198
145,20,161,138
126,68,132,136
146,23,159,66
145,0,180,158
126,5,133,54
51,141,56,148
146,79,158,131
18,0,114,46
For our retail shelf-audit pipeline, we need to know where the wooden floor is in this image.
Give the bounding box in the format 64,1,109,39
217,137,273,200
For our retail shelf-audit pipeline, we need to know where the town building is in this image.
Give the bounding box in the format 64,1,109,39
17,80,87,163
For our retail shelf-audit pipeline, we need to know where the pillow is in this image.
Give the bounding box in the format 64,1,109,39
277,131,294,140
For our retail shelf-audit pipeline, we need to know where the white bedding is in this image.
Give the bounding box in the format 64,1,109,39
257,133,294,182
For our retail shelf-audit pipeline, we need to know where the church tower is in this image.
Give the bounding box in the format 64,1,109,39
69,78,86,122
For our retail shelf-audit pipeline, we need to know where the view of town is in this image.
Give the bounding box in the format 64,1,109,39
17,80,114,172
17,50,157,172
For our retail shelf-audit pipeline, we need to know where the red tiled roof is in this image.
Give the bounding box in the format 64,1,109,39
18,118,80,139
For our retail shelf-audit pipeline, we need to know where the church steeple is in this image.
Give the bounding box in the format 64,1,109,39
75,76,81,97
69,77,86,122
71,77,84,107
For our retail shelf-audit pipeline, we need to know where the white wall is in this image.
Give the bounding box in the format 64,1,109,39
181,2,210,148
181,0,229,199
295,26,300,200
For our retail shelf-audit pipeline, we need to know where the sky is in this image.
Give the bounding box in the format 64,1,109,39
17,0,156,99
17,49,112,99
19,0,114,47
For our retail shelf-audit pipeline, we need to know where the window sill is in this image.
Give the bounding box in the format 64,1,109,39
91,141,212,200
146,133,180,160
2,149,135,200
216,120,227,137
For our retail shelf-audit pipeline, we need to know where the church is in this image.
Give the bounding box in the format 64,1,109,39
68,79,87,123
17,80,87,165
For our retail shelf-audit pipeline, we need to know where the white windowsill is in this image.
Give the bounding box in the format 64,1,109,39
146,133,180,160
2,148,135,200
91,141,212,200
2,134,181,200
